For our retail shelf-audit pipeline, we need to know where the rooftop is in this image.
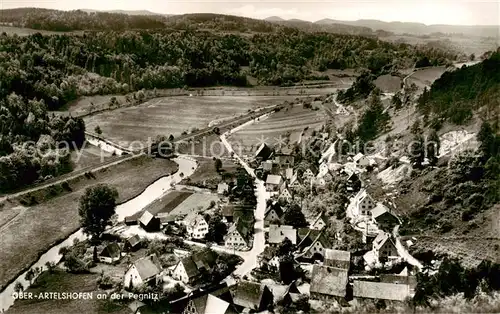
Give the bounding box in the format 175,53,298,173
268,224,297,244
353,280,411,301
310,265,348,297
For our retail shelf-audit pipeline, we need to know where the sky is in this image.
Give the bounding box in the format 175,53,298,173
2,0,499,25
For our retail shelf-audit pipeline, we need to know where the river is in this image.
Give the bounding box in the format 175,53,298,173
0,155,197,312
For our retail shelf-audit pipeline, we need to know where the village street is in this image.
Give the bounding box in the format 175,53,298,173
220,133,269,277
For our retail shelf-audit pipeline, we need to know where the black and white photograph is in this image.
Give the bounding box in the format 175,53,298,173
0,0,499,313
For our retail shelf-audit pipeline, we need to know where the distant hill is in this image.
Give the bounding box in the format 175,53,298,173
80,9,174,16
315,18,499,37
264,16,285,22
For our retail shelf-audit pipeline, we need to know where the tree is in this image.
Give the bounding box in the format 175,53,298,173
478,121,498,160
278,237,293,256
426,129,440,166
392,91,403,110
78,184,118,241
14,281,24,293
205,212,227,243
279,255,297,284
25,268,35,284
409,133,425,168
283,204,308,228
214,158,223,173
94,125,102,137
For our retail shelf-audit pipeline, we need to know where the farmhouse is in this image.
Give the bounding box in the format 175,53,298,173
185,214,209,240
324,249,351,270
310,212,328,230
265,174,283,192
217,183,229,195
262,160,274,173
268,224,297,245
98,243,121,264
288,173,303,189
182,293,234,314
125,235,142,251
372,203,401,230
123,254,163,289
373,232,399,261
277,188,293,203
310,265,348,300
221,204,254,223
139,211,161,232
255,143,273,161
352,189,376,217
172,249,217,285
232,281,274,312
264,203,284,227
353,280,412,301
297,228,332,260
224,217,252,250
353,153,370,167
284,168,294,180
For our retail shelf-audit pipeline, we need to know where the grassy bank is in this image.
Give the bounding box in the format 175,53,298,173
0,156,177,290
7,270,128,314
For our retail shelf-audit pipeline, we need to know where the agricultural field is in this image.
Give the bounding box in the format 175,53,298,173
374,74,402,93
83,96,299,145
228,103,327,156
0,156,178,290
70,141,112,172
407,67,447,90
180,157,239,189
0,26,80,36
168,193,219,217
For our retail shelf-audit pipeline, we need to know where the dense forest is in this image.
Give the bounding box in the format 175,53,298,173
418,51,500,125
0,28,457,111
0,93,85,192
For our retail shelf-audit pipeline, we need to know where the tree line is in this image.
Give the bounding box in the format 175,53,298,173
418,51,500,126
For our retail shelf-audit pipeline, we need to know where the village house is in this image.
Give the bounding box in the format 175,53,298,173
221,204,254,224
353,153,370,167
277,188,293,203
258,246,280,271
279,281,302,308
380,270,418,296
98,243,121,264
373,232,399,261
255,143,273,161
372,203,401,231
264,203,284,227
265,174,283,192
301,168,316,182
274,154,295,169
125,235,142,251
284,168,294,181
262,161,275,173
123,254,163,289
217,182,229,195
310,212,328,230
310,265,349,300
288,173,303,190
185,214,209,240
232,281,274,312
182,293,236,314
324,249,351,270
296,228,332,260
172,249,218,285
224,217,252,250
139,211,161,232
268,224,297,246
352,189,376,217
353,280,412,302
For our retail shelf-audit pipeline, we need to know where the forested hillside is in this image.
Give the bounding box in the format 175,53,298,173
418,51,500,125
0,29,456,111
